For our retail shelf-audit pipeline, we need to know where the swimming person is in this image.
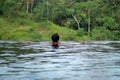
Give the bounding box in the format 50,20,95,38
51,33,60,48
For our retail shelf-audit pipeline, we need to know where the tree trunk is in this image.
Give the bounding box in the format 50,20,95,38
46,0,49,21
88,8,91,33
72,15,80,29
30,0,35,13
26,0,29,13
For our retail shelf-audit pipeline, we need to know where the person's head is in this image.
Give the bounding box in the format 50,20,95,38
51,33,60,48
51,33,59,42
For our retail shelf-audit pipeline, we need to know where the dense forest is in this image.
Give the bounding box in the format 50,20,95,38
0,0,120,40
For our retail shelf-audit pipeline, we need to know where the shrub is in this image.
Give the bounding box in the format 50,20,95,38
91,27,109,40
30,32,41,41
64,30,76,41
110,30,120,40
77,28,86,37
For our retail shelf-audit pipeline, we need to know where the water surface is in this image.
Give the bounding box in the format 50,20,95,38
0,41,120,80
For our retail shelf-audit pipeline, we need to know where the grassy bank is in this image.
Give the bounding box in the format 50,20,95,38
0,17,85,41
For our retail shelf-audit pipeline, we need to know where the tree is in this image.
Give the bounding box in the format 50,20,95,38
103,17,118,30
65,2,86,29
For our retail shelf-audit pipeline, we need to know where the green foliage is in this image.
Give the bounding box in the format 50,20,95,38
0,17,78,41
10,31,29,40
0,0,120,40
91,27,110,40
110,30,120,40
63,29,76,41
103,17,118,30
77,28,86,36
30,32,41,41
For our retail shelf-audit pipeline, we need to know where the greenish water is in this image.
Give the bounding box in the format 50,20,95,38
0,41,120,80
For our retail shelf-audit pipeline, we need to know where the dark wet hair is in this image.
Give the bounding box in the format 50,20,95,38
51,33,60,48
51,33,59,42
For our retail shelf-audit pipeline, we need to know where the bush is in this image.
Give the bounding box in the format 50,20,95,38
103,17,118,30
63,29,76,41
64,34,75,40
30,32,41,41
91,27,109,40
77,28,86,36
111,30,120,40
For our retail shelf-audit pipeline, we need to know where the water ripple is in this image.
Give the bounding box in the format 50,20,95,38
0,41,120,80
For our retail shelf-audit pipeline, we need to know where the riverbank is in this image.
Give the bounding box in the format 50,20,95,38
0,17,85,41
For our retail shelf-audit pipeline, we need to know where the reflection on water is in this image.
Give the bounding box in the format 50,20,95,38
0,40,120,80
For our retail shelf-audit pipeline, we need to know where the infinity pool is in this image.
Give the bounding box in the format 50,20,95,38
0,41,120,80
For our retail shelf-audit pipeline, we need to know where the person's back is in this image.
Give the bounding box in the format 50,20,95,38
51,33,60,48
